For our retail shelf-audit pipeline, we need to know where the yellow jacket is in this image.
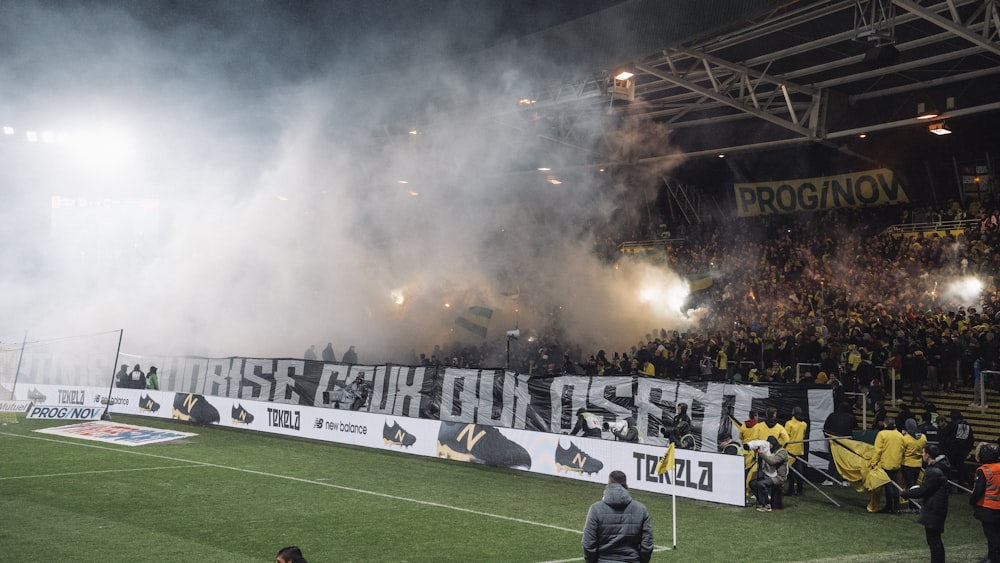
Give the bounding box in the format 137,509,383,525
871,428,904,470
758,421,790,446
785,417,808,457
901,432,927,468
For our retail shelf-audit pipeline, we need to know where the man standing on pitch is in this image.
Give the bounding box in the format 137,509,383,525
583,470,654,563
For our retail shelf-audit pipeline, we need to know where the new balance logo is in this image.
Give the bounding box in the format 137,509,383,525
555,441,604,475
231,404,254,425
171,393,220,425
383,420,416,447
139,394,160,413
457,424,486,450
436,421,531,469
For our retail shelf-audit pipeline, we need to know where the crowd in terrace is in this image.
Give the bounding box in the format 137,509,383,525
411,196,1000,399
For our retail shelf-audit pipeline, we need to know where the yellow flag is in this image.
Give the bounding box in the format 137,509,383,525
655,443,676,475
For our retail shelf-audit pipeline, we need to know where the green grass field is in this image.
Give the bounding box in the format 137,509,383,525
0,415,990,562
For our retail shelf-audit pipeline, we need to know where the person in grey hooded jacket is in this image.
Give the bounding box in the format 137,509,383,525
582,470,654,563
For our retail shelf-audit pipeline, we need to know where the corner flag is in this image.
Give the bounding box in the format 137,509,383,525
655,443,675,475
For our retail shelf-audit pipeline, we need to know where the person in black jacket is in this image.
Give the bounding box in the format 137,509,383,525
115,364,130,388
900,444,952,563
939,409,975,487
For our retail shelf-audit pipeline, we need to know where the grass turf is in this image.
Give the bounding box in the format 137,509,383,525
0,415,989,562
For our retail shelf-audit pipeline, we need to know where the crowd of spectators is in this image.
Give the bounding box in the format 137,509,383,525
410,196,1000,401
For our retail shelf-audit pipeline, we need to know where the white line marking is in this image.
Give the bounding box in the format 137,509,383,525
0,464,205,481
3,430,674,558
2,431,575,530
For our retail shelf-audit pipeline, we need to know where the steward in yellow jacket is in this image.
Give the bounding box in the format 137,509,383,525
784,407,808,496
870,419,905,513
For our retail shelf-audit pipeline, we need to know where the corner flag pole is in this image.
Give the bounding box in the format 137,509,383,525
672,474,677,550
101,329,124,421
654,442,677,549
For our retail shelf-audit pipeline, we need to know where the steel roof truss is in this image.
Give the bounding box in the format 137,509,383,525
893,0,1000,56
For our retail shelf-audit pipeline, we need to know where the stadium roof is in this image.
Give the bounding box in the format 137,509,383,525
472,0,1000,184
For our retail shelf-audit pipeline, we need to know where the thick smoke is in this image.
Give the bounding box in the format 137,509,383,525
0,1,698,363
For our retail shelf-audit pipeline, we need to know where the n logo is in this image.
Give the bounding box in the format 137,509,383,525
457,424,486,451
573,453,587,468
395,429,406,441
183,394,199,411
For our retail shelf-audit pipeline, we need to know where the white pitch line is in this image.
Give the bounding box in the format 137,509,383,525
0,464,205,481
0,431,572,532
2,431,674,558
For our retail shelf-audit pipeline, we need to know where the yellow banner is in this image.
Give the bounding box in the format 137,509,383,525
734,168,909,217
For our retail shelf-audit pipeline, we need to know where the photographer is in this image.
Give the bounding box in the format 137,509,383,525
572,408,604,438
344,374,369,411
607,417,639,443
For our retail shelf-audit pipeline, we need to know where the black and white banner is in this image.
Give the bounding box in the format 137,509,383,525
42,356,834,453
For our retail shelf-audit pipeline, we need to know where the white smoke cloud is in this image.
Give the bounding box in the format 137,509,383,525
0,1,694,364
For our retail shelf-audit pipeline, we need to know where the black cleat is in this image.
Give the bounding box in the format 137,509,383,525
28,388,46,403
231,404,254,424
171,393,220,424
138,394,160,413
555,440,604,475
383,420,416,447
436,421,531,469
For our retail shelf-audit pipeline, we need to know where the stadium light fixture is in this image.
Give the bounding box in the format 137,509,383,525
928,121,952,135
610,68,635,102
916,102,939,120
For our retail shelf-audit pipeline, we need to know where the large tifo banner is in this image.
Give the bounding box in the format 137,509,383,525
734,167,909,217
18,354,835,450
15,354,836,505
16,383,747,505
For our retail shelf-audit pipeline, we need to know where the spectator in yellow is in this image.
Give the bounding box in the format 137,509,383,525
784,406,808,496
901,418,927,512
869,418,905,514
758,407,790,445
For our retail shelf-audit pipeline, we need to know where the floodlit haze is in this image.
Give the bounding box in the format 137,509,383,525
0,0,700,362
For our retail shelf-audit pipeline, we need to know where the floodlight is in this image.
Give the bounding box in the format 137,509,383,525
928,121,952,135
916,102,939,120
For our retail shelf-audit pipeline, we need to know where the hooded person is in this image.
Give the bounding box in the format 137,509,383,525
673,420,695,449
901,418,928,506
719,434,741,455
582,470,654,563
342,345,358,364
674,403,691,427
900,444,951,563
748,436,789,512
939,409,975,487
611,416,640,443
